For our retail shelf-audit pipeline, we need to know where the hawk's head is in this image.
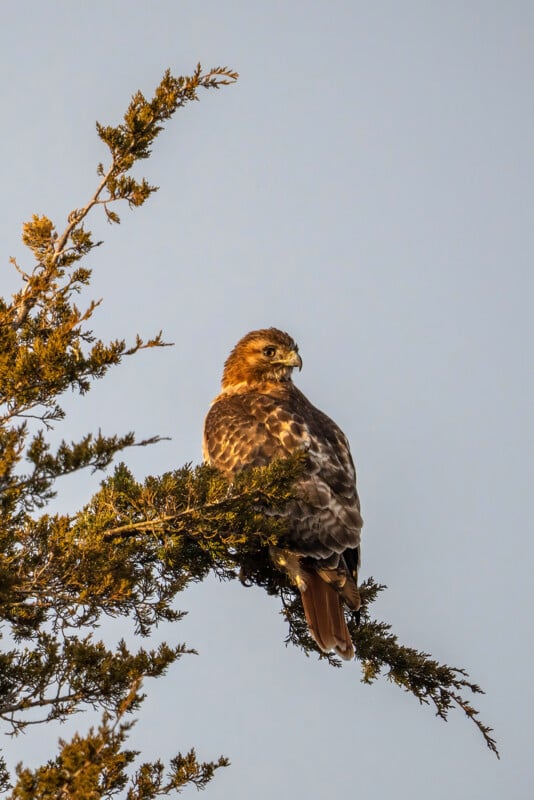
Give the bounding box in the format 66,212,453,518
221,328,302,390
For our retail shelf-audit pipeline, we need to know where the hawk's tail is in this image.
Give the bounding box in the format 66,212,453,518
299,570,355,661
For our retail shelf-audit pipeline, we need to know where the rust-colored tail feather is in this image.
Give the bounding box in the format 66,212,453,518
299,570,355,660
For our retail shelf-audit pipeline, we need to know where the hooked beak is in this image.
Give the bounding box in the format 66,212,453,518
285,350,303,371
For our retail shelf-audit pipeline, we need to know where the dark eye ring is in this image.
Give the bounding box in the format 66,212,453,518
263,346,276,358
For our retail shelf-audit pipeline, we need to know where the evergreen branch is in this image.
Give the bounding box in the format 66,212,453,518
10,66,238,332
7,684,229,799
52,164,116,268
0,452,499,762
348,608,499,757
101,485,285,539
0,691,85,721
0,634,189,734
79,462,500,757
0,63,238,795
279,574,499,757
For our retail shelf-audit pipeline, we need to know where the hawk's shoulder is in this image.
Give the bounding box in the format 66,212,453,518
203,385,311,476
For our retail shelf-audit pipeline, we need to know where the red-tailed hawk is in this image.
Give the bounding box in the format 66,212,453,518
203,328,362,660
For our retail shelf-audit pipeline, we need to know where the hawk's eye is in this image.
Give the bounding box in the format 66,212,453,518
263,346,276,358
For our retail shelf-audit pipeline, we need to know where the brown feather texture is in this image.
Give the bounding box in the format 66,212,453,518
203,328,363,660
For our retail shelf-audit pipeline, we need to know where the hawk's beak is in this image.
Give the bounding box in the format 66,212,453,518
285,350,303,371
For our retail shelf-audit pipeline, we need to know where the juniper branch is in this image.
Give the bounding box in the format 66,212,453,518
74,461,500,758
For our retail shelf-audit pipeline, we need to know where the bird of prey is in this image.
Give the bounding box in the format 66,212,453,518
203,328,363,660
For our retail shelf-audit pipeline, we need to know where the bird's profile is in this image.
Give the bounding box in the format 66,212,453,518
202,328,363,660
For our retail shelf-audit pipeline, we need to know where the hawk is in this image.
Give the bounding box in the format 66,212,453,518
203,328,363,660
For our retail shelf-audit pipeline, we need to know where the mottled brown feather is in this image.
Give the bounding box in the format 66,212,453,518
203,328,363,660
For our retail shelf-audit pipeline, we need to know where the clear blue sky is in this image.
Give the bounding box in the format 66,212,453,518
1,2,533,797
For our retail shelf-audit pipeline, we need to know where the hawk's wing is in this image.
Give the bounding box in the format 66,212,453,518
203,387,362,561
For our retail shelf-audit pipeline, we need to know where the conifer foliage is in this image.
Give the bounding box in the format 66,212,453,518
0,64,497,798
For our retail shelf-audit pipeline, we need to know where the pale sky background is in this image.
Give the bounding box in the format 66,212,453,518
1,2,533,798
